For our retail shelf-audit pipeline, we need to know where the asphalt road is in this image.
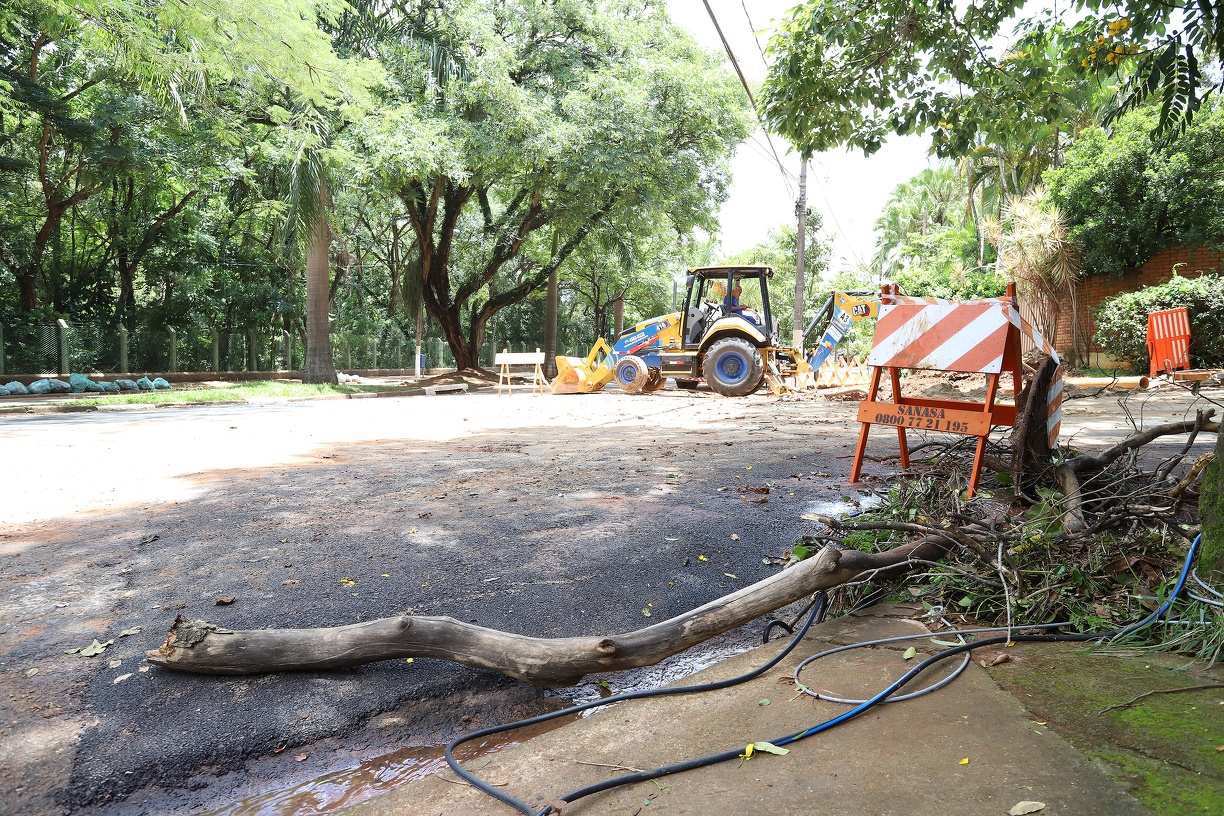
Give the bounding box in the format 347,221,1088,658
1,388,876,814
1,383,1217,815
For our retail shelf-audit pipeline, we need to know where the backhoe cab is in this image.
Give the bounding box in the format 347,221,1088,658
551,265,802,397
664,265,790,396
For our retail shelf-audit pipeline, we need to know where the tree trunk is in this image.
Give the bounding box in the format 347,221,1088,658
145,537,946,686
17,270,39,311
414,299,423,378
1201,432,1224,583
439,305,479,370
613,296,624,336
544,265,559,378
303,179,337,384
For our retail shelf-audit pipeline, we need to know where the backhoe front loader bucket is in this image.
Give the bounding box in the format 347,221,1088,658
550,338,615,394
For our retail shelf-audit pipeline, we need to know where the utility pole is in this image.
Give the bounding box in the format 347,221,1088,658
792,160,808,351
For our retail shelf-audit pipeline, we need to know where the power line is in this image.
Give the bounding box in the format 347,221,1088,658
700,0,793,199
728,2,867,269
807,164,865,268
740,0,769,70
746,134,797,182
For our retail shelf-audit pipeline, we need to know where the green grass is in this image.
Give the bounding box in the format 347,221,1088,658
1070,365,1142,378
988,643,1224,816
58,380,404,406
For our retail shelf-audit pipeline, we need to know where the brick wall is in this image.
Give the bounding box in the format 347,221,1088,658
1054,244,1224,366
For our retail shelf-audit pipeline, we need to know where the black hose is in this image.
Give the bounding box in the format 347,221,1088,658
448,533,1202,815
761,618,794,643
444,592,828,815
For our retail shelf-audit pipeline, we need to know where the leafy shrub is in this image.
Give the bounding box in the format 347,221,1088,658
1093,272,1224,370
1046,102,1224,278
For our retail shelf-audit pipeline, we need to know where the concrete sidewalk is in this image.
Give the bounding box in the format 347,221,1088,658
342,606,1149,816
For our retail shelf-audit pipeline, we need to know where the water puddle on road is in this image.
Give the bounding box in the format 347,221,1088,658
800,492,881,520
199,714,578,816
558,625,766,707
197,628,769,816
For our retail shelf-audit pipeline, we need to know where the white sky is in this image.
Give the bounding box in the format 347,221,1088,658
665,0,935,270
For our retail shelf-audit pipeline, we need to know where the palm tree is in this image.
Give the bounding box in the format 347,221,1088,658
872,166,965,277
984,188,1081,358
287,2,463,383
286,112,338,384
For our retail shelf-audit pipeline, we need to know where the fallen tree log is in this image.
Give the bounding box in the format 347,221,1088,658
145,536,948,687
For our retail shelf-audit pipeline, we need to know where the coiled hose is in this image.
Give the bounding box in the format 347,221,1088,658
446,534,1203,815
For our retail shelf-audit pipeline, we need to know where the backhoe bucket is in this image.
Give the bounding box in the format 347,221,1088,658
550,338,615,394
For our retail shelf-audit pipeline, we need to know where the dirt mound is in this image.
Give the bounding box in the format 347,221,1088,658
413,370,498,390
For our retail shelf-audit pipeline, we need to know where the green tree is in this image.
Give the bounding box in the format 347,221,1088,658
871,166,966,278
358,0,750,370
722,221,830,341
0,0,376,384
760,2,1224,160
1045,101,1224,278
983,188,1080,348
283,111,338,383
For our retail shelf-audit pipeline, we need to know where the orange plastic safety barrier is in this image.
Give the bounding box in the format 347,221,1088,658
815,355,869,388
1146,307,1191,378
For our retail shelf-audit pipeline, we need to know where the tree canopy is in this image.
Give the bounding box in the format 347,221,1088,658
0,0,750,373
1046,100,1224,277
355,0,750,368
760,1,1224,161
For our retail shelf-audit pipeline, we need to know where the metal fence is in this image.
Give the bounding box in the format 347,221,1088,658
0,319,564,377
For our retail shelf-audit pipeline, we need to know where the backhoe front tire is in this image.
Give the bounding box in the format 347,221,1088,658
614,356,650,393
643,369,665,392
703,337,764,397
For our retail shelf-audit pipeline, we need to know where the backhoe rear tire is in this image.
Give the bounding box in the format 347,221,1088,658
614,356,650,393
703,337,764,397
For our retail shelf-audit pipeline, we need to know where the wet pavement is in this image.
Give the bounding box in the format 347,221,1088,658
343,605,1154,816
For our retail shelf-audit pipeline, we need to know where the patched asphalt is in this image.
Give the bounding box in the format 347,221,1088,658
1,390,873,814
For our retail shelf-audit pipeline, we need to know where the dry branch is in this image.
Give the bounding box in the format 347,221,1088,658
146,537,947,686
1097,683,1224,715
1066,410,1218,474
1050,409,1217,533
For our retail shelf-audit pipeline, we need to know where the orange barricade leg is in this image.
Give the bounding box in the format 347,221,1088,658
889,367,909,470
967,373,1000,498
849,365,883,483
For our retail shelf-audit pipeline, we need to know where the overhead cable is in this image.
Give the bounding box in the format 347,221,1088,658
700,0,793,199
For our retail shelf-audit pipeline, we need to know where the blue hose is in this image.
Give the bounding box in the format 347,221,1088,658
447,534,1203,815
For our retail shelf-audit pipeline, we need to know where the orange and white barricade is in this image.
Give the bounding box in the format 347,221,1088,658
1146,307,1191,378
815,355,870,389
849,283,1062,497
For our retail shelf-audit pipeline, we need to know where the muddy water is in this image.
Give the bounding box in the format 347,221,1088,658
199,626,773,816
198,715,578,816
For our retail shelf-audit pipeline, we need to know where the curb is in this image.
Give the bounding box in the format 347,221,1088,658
0,383,472,415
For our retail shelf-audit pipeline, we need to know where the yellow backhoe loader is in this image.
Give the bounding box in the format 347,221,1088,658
551,266,880,397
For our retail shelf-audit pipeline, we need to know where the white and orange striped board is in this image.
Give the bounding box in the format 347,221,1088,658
864,293,1063,449
849,287,1064,498
868,299,1012,373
